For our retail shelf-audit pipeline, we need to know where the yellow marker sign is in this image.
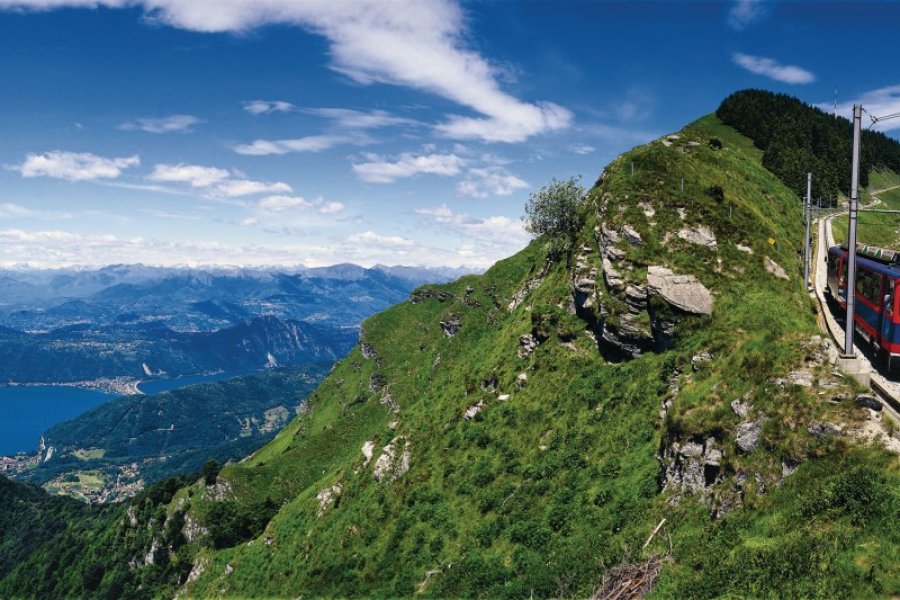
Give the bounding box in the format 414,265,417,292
767,237,776,245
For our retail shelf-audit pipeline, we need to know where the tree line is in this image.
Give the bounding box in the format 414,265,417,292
717,89,900,203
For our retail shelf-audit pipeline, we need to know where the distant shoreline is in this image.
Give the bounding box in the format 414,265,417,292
2,378,143,396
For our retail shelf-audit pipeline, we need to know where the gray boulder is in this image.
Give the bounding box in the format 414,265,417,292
647,266,713,315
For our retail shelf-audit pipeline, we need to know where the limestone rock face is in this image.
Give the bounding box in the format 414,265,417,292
661,437,723,497
316,483,342,517
736,419,764,453
647,266,713,315
622,224,642,245
373,437,411,482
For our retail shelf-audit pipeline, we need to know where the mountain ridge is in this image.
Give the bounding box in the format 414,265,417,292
1,95,898,598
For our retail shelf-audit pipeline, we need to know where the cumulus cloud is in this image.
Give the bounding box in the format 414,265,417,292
257,195,344,215
258,195,313,211
727,0,768,30
216,179,292,197
119,114,201,133
346,230,414,247
456,166,528,198
732,53,815,84
830,85,900,132
147,163,230,187
352,152,466,183
243,100,296,115
11,151,139,181
0,0,570,143
145,162,291,197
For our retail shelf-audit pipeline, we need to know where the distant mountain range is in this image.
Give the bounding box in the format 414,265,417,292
0,263,473,384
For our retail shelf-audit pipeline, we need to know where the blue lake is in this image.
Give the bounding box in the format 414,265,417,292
0,386,115,455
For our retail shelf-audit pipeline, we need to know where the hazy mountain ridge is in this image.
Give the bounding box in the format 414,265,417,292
0,264,462,384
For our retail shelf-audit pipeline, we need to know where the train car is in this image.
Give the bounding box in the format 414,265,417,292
827,243,900,363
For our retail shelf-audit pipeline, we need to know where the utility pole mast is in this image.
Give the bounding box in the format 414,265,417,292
804,172,812,290
844,105,863,357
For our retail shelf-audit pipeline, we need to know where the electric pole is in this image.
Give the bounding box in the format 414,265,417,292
804,172,812,290
844,105,862,357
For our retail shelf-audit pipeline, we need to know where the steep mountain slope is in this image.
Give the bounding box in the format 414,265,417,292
2,110,899,599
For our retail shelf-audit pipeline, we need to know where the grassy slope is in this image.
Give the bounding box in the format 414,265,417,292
1,116,896,599
171,116,898,598
833,169,900,247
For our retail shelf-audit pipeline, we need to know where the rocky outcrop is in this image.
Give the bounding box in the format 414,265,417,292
361,440,375,465
202,480,233,501
518,333,540,358
440,314,461,337
373,437,411,483
660,437,722,498
736,419,764,453
508,277,543,311
463,401,484,420
361,343,377,359
182,514,209,544
647,266,713,315
764,257,789,280
316,483,342,517
677,224,717,248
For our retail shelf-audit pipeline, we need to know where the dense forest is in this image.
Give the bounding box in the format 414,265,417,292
717,89,900,203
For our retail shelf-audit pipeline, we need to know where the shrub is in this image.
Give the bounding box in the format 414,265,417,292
523,176,586,254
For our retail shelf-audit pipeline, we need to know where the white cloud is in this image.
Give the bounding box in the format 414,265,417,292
258,195,313,211
829,85,900,132
728,0,767,30
233,133,364,156
304,107,416,130
216,179,292,197
456,166,528,198
318,201,344,214
346,231,414,247
0,0,570,143
436,102,571,143
415,204,529,249
11,151,139,181
732,53,815,84
352,152,466,183
119,114,201,133
568,143,595,155
147,163,230,187
243,100,296,115
144,162,291,197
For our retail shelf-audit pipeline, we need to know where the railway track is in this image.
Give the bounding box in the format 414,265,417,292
814,205,900,426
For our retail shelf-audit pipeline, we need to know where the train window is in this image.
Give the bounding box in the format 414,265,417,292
855,269,882,303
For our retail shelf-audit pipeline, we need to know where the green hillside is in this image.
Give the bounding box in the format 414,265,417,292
1,107,898,599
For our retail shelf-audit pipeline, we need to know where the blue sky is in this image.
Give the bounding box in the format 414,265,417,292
0,0,898,269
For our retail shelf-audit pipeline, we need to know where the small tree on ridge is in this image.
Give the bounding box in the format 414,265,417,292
523,176,586,257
